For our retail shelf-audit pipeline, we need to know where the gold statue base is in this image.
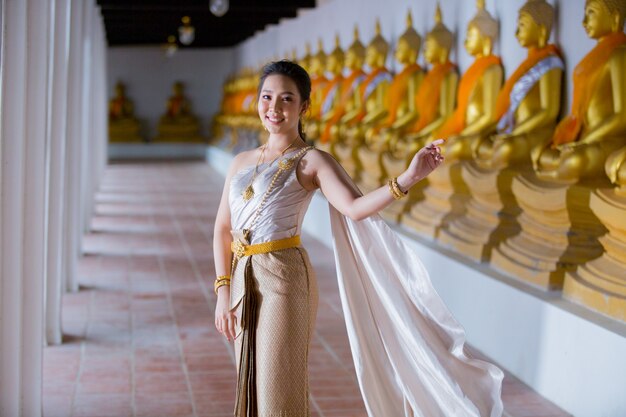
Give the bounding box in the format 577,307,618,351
401,161,470,239
380,151,413,223
334,141,362,183
154,122,204,143
109,121,143,143
438,163,521,262
357,146,386,193
491,173,607,290
562,187,626,322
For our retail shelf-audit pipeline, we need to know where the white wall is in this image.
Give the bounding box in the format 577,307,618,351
107,47,235,139
234,0,602,114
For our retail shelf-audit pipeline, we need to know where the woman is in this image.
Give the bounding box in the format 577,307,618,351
214,60,503,417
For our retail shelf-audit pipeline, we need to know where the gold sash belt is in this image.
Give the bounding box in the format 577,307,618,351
231,235,301,259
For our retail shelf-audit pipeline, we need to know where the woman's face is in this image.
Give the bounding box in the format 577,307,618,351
258,74,307,135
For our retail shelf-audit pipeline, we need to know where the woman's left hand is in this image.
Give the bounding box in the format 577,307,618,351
404,139,445,184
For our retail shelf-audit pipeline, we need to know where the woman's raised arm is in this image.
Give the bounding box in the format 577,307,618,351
308,139,444,221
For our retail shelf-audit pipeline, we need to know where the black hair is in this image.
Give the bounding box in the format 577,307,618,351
257,60,311,140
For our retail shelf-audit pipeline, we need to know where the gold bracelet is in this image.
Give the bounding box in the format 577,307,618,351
216,274,231,281
214,278,231,295
388,177,407,200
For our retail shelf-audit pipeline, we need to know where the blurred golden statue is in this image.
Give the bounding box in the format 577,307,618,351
335,19,392,180
155,81,204,142
319,26,366,151
108,81,143,142
306,39,329,140
314,34,345,150
533,0,626,183
358,10,425,192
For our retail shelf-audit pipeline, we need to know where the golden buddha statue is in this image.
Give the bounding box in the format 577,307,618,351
319,26,366,155
108,81,143,142
439,0,563,261
395,4,461,232
473,0,563,170
298,42,312,73
489,0,626,290
315,34,345,152
305,39,329,141
154,81,203,142
562,146,626,322
533,0,626,183
335,19,392,181
357,11,425,192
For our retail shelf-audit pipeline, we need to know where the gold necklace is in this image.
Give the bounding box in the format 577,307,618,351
241,135,300,201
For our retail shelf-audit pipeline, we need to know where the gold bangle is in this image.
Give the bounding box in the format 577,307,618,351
217,274,231,281
388,177,407,200
214,279,231,295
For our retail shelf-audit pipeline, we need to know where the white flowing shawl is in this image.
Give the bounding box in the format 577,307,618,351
328,207,504,417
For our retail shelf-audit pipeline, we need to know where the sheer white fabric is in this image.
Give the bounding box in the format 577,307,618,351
329,207,504,417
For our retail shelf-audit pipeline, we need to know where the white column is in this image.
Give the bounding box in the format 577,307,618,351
80,1,93,234
45,0,71,346
0,0,50,414
0,1,28,413
63,0,85,293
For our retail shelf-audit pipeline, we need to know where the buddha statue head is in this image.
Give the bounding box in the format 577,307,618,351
115,81,127,97
583,0,626,39
345,25,366,71
326,34,345,76
516,0,554,48
465,0,498,57
298,42,312,72
425,2,454,64
309,38,327,77
365,19,389,69
173,81,185,96
395,11,421,65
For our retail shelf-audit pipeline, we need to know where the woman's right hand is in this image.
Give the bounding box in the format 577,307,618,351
215,287,236,342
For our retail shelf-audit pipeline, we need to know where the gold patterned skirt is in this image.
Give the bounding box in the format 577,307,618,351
230,245,318,417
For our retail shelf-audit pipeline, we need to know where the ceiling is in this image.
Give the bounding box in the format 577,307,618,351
98,0,317,48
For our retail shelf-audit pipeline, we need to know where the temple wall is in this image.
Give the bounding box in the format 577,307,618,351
234,0,597,113
107,47,235,139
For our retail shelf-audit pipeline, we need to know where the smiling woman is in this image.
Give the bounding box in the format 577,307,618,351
210,60,503,417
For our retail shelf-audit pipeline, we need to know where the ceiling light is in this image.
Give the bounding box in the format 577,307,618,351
178,16,195,45
163,35,178,58
210,0,229,17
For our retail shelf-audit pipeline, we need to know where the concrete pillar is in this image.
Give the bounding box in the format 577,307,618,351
0,0,50,414
80,1,94,234
45,0,71,346
63,0,85,293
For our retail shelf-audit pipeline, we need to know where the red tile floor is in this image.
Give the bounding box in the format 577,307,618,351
43,162,571,417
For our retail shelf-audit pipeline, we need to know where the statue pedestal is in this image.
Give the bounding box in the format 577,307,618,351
401,161,470,239
563,187,626,322
438,163,521,262
334,135,362,182
357,145,386,192
154,121,204,143
109,120,143,143
491,174,607,290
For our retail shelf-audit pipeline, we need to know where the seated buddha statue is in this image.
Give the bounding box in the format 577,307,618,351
335,20,392,179
533,0,626,183
365,10,424,152
396,4,458,155
358,11,424,191
305,39,329,141
434,0,503,162
319,26,366,152
109,81,143,142
314,34,345,150
155,81,203,142
298,42,312,73
474,0,563,170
